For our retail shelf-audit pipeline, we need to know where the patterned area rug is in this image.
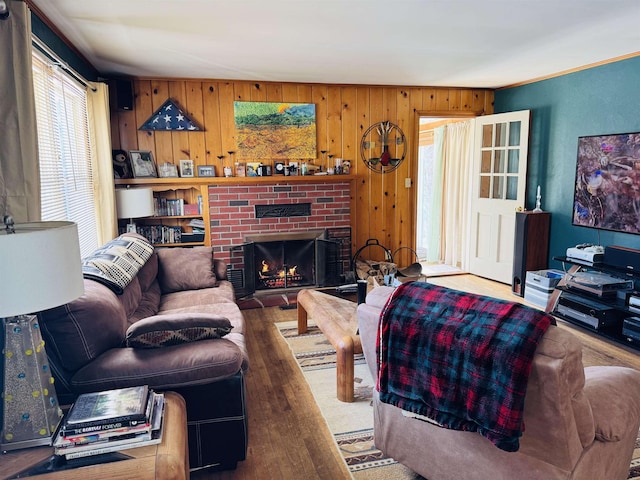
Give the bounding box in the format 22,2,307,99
277,320,640,480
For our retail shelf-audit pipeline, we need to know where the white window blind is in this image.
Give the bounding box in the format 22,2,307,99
32,49,98,257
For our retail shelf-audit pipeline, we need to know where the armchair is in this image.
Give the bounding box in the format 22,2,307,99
358,285,640,480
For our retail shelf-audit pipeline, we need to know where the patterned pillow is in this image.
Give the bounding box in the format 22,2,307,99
82,234,154,294
126,313,232,348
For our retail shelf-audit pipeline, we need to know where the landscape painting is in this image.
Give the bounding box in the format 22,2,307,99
234,101,317,160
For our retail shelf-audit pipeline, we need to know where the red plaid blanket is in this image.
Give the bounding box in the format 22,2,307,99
377,282,553,451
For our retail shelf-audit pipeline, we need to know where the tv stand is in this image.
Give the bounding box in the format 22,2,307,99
550,256,640,352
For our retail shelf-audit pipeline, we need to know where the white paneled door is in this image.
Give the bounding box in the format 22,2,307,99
468,110,531,284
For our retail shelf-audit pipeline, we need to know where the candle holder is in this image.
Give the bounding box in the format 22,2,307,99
533,185,543,212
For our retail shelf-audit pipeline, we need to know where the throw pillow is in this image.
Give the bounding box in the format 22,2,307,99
126,313,232,348
156,246,217,293
82,233,154,294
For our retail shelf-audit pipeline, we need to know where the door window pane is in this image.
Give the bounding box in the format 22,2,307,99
481,151,492,173
508,149,520,173
479,176,490,198
493,150,506,173
492,177,504,199
494,123,507,147
482,125,493,148
508,121,521,146
506,176,518,200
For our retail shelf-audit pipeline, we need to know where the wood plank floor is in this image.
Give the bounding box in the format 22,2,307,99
193,275,640,479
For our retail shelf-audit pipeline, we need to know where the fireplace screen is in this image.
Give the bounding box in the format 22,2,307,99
231,229,344,297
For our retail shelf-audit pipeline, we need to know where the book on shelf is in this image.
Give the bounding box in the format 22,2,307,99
183,203,200,215
62,385,151,432
188,218,205,228
55,391,165,460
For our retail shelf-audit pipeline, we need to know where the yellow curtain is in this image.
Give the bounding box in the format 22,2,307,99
87,82,117,243
0,1,39,222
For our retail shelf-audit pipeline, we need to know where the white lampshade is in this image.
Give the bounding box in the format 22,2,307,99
115,187,155,219
0,221,84,317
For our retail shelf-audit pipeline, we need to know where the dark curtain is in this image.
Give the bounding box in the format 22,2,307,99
0,0,39,222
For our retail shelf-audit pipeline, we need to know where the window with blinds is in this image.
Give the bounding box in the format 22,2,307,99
32,49,98,257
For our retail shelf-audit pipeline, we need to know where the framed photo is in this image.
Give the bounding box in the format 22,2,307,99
129,150,157,178
197,165,217,177
179,159,195,178
159,162,179,178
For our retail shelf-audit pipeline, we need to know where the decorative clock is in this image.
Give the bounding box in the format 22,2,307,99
360,121,407,174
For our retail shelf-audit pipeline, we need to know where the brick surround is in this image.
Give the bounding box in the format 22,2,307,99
208,181,351,265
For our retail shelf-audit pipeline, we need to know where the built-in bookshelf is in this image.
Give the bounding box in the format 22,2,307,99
115,181,210,247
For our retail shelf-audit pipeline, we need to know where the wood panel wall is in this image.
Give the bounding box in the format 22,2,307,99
110,79,494,265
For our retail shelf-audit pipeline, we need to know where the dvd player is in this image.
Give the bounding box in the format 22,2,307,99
554,292,625,330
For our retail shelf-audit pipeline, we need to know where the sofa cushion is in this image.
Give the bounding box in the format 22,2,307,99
126,313,232,348
81,233,154,294
158,282,236,312
157,247,217,293
70,339,244,392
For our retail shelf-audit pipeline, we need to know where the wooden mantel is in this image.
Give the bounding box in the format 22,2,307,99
114,175,356,187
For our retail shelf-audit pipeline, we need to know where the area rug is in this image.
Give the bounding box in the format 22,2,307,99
277,320,640,480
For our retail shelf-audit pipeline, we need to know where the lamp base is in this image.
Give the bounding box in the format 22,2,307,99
1,315,63,452
125,222,137,233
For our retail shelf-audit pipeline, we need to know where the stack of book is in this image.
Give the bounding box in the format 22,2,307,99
54,385,164,460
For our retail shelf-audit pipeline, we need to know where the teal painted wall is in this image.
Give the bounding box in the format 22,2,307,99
495,56,640,268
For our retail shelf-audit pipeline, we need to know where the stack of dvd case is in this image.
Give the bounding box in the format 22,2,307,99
54,385,164,459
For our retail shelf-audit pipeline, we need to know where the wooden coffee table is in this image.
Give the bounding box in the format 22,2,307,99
297,289,361,402
1,391,189,480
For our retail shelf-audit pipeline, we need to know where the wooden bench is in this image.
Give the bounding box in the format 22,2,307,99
296,289,361,402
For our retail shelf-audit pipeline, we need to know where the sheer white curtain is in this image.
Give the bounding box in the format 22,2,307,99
440,120,473,270
426,126,445,262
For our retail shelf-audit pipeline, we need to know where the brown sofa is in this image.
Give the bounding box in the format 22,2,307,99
358,285,640,480
39,233,248,471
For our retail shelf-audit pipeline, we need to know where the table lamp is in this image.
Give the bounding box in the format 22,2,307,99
115,187,155,233
0,217,84,451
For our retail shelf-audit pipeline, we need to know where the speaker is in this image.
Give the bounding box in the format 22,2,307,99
604,245,640,272
512,211,551,296
115,79,133,111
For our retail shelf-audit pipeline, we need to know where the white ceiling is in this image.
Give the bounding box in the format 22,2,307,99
30,0,640,88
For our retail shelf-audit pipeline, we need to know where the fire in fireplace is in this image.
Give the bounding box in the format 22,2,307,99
254,237,315,290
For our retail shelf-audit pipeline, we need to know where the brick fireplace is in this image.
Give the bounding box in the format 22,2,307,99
207,180,352,296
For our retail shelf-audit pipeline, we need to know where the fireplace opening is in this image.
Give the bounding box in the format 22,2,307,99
254,239,315,290
230,228,349,297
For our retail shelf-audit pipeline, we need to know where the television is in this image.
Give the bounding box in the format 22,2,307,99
573,131,640,235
